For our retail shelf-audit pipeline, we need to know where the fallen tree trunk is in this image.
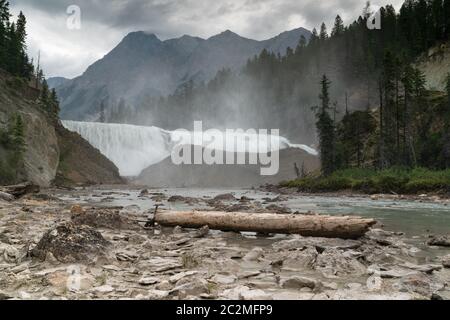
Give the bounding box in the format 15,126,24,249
155,210,377,239
0,182,40,199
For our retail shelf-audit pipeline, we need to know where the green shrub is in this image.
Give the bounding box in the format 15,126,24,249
281,167,450,194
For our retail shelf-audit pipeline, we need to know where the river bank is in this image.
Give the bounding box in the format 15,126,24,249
0,187,449,300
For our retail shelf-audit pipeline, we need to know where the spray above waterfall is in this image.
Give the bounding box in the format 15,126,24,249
62,120,318,177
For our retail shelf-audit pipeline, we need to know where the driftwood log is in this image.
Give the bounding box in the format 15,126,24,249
155,210,377,239
0,182,40,199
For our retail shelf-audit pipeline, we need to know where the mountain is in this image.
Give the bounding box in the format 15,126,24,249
55,28,311,121
47,77,70,89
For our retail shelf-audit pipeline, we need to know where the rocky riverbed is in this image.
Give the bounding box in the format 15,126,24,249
0,187,449,300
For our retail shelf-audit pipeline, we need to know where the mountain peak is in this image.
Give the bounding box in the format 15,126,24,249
124,31,161,42
211,29,242,40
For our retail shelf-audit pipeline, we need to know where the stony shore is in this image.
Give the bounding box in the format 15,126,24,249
0,188,449,300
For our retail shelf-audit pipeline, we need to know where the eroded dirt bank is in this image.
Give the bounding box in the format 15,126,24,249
0,187,449,300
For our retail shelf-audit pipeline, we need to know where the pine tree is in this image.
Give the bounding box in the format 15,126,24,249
331,15,345,37
0,0,10,69
11,114,25,156
319,23,328,41
50,88,60,116
315,75,336,176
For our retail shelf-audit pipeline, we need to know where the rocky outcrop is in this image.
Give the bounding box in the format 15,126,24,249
54,122,124,186
0,71,59,187
0,70,123,187
416,41,450,92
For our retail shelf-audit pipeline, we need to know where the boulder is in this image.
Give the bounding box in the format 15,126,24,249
280,276,322,291
427,236,450,247
31,223,110,263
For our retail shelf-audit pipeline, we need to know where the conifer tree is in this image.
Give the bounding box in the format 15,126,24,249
315,75,336,176
319,23,328,41
331,15,345,37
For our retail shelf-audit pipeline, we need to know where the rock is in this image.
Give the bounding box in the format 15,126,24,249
171,279,209,298
1,244,20,263
139,277,159,286
243,248,264,261
214,194,237,201
116,251,139,262
401,262,442,274
70,205,84,214
315,248,367,277
193,225,209,238
93,285,115,294
273,237,361,252
169,271,198,284
139,189,149,197
147,290,170,300
173,226,184,234
280,276,322,291
71,207,139,230
0,191,14,202
399,273,433,297
441,255,450,268
367,265,419,279
19,291,31,299
265,204,292,214
431,291,450,300
45,252,60,265
168,196,199,204
238,271,261,279
31,223,110,263
210,274,237,285
0,291,12,300
427,236,450,247
102,265,122,272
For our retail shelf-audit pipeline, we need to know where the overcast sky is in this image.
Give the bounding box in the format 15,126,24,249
10,0,404,79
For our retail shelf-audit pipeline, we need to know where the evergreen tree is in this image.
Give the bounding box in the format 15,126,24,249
331,15,345,37
315,75,336,176
319,23,328,41
11,114,25,156
309,28,319,45
0,0,10,68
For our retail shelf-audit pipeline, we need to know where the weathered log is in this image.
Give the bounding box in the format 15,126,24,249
155,210,377,239
0,182,40,199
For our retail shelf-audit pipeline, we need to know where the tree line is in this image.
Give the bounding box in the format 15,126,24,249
0,1,59,117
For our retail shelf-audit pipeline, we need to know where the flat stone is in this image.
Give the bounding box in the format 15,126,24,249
243,248,264,261
210,274,237,285
147,290,170,300
280,276,321,290
102,265,122,271
169,271,198,284
139,277,159,286
93,285,115,293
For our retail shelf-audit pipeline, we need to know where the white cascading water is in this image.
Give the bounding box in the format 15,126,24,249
62,120,318,177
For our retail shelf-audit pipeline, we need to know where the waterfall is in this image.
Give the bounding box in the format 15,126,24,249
62,120,317,177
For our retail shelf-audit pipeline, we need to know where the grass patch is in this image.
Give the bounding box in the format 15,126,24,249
281,167,450,194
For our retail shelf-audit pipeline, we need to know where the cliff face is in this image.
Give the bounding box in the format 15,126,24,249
54,123,124,186
0,70,123,187
416,42,450,92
